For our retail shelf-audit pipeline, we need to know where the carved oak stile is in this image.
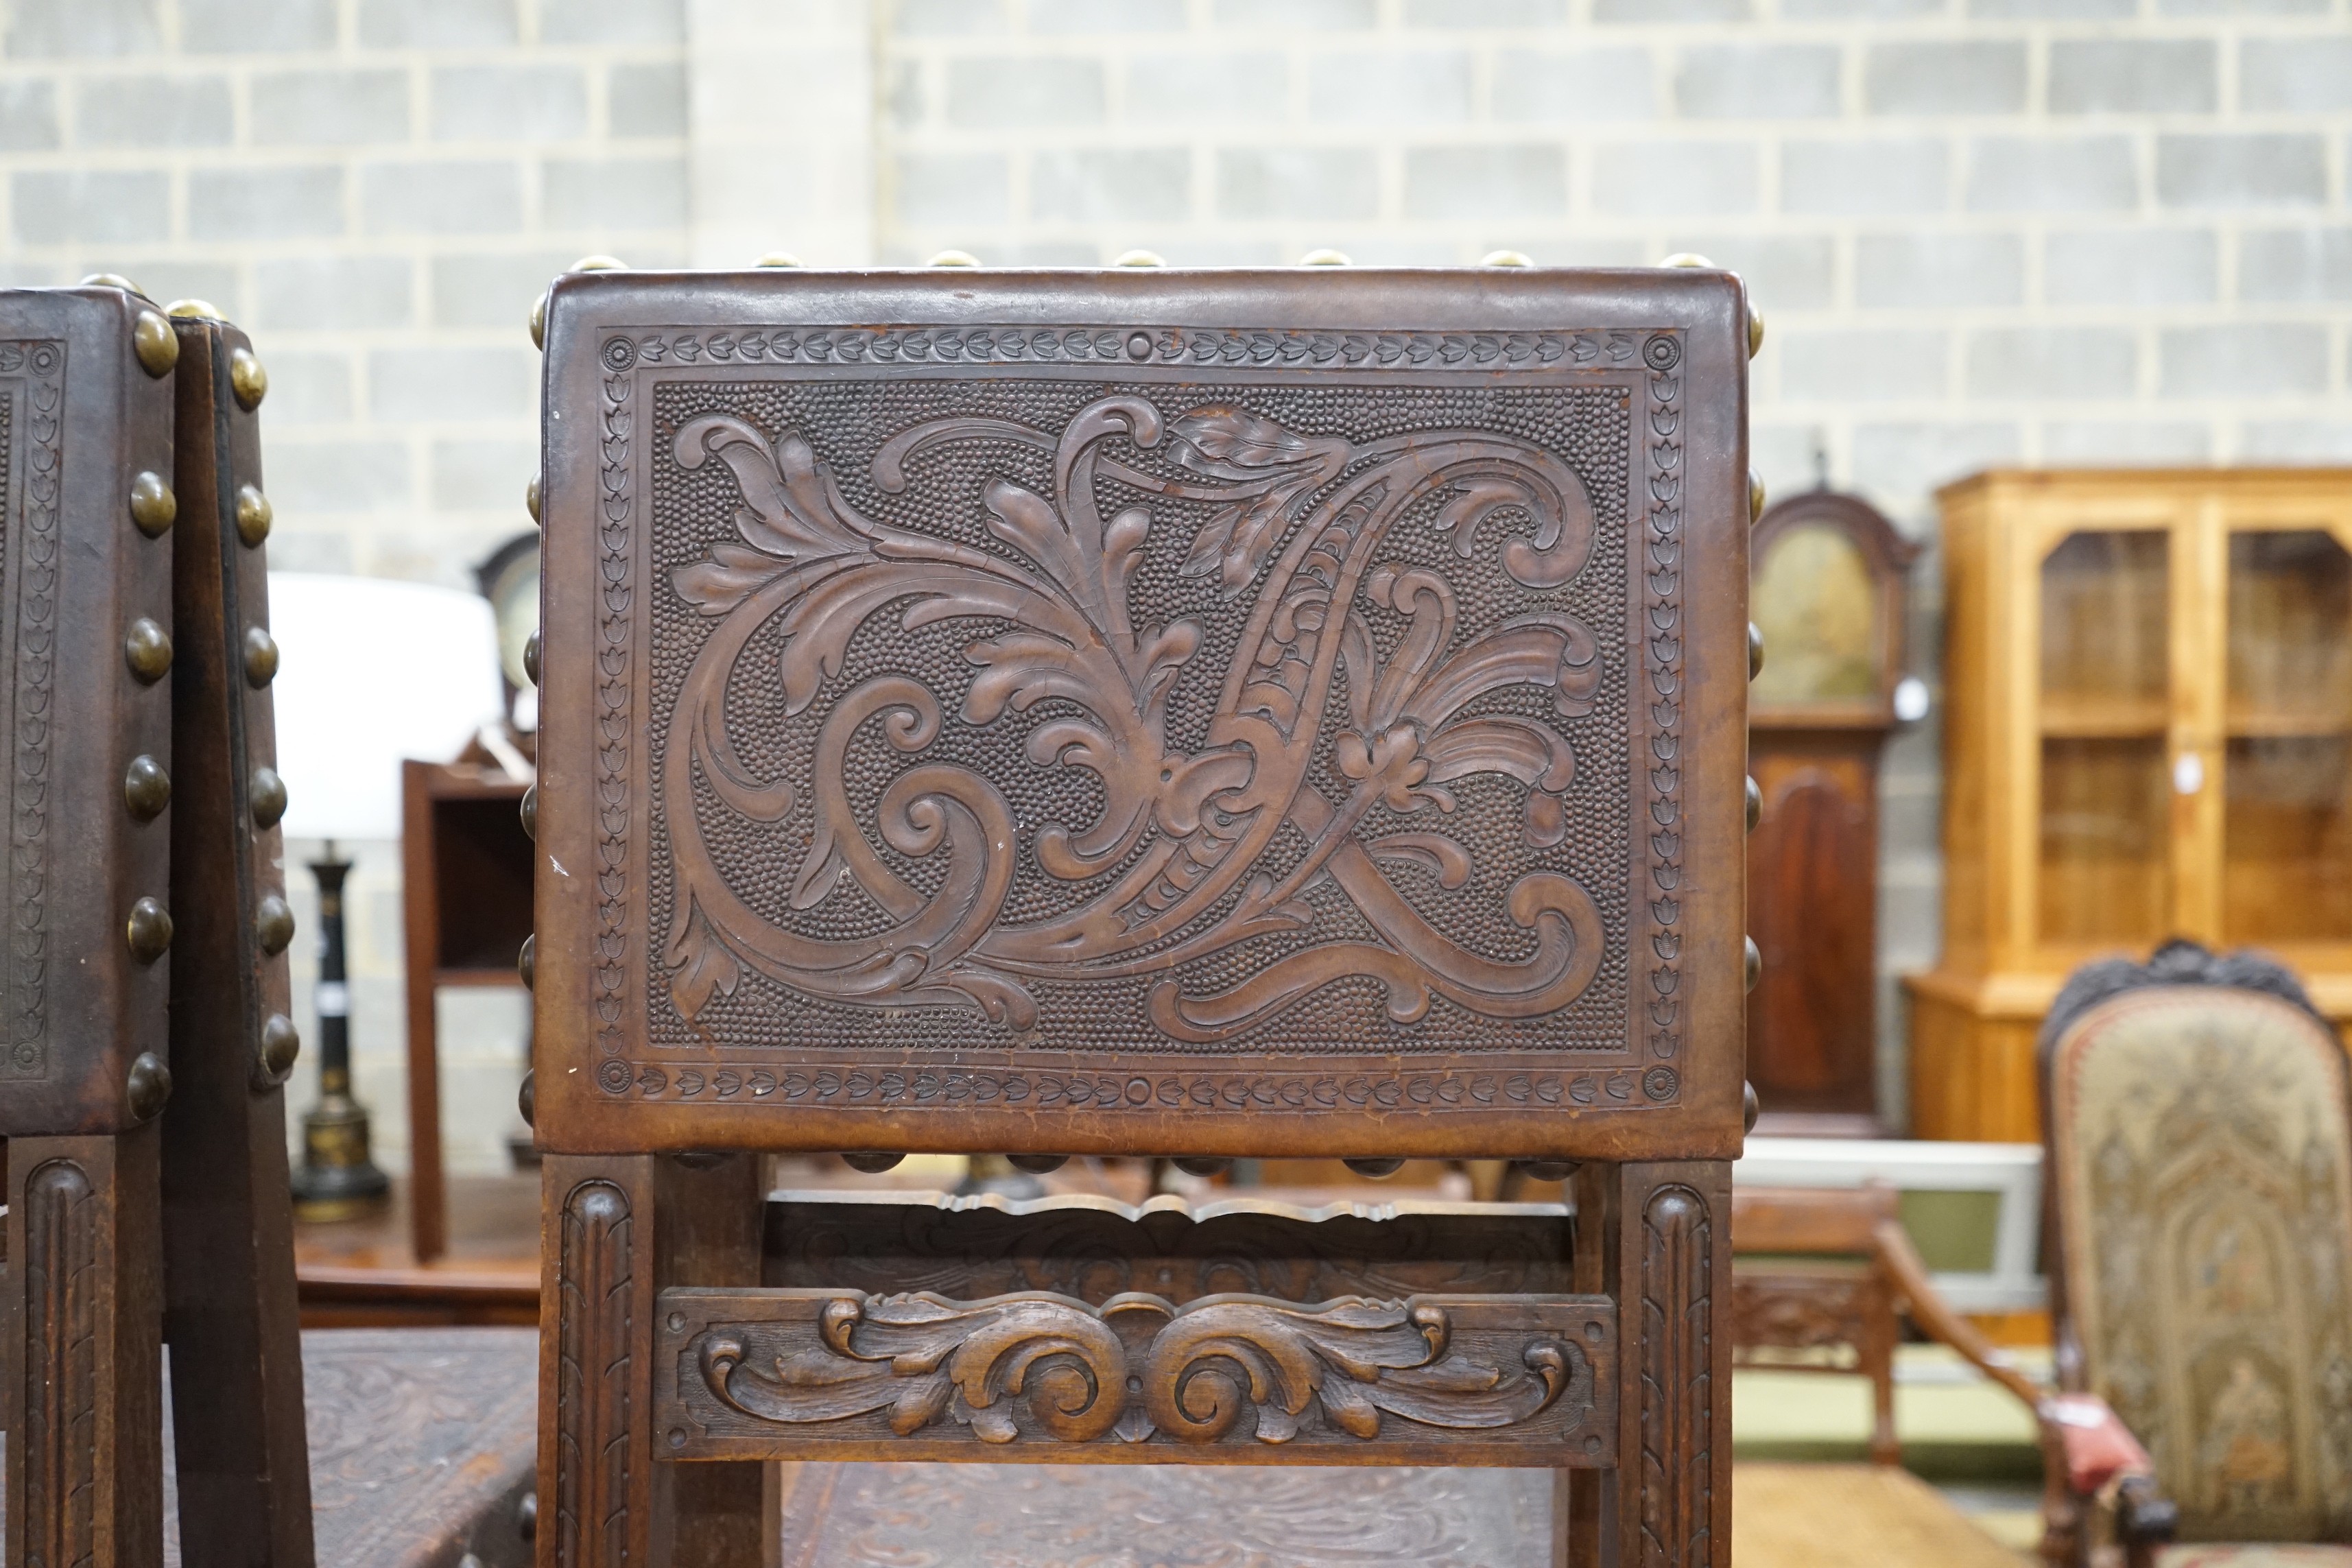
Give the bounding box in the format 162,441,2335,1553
22,1159,100,1568
1639,1185,1715,1568
556,1179,637,1568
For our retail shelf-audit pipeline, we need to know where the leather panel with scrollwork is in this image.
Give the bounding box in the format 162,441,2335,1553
532,269,1750,1161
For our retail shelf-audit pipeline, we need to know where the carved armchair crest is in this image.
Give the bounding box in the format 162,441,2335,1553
527,268,1756,1565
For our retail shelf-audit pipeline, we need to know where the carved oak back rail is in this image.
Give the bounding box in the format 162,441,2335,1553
530,269,1754,1567
0,287,313,1567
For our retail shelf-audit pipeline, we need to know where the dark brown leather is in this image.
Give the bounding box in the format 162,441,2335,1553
532,268,1752,1163
0,287,176,1137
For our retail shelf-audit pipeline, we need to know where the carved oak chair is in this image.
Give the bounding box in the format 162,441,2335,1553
527,266,1758,1565
1901,940,2352,1568
0,287,315,1565
1731,1183,1903,1467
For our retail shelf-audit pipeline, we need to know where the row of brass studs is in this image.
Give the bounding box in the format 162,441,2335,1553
114,280,180,1121
97,274,292,1113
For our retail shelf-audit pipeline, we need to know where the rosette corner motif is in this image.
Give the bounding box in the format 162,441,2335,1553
661,394,1609,1044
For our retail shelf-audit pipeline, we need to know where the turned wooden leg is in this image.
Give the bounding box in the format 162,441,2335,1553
539,1153,763,1568
3,1129,165,1568
1568,1161,1733,1568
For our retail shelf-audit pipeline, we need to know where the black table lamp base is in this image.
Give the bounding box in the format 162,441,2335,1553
290,848,390,1221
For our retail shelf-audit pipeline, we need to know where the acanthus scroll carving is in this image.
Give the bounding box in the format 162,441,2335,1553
663,395,1608,1043
693,1290,1587,1448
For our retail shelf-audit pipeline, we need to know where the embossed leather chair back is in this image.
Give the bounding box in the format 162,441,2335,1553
2043,944,2352,1545
529,268,1755,1567
0,287,313,1568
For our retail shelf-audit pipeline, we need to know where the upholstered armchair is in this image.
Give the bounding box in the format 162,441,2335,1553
1886,940,2352,1568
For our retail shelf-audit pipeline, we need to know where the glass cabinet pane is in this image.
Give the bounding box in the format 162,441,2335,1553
2039,531,2170,944
1751,523,1879,706
2223,530,2352,943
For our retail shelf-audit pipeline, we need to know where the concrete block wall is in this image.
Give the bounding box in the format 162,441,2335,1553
881,0,2352,1124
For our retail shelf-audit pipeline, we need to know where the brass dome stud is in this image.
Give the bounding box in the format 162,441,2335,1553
1749,306,1766,358
125,618,173,683
250,765,288,829
1745,936,1763,993
124,755,171,822
1749,622,1765,680
243,626,279,687
82,272,142,294
255,894,295,957
129,471,176,538
166,298,223,320
1173,1157,1231,1177
235,484,272,547
518,934,535,989
523,630,540,687
126,1052,173,1121
925,249,980,268
1518,1159,1578,1183
257,1014,300,1083
525,475,542,524
230,346,267,409
1298,248,1351,267
519,785,537,842
755,250,803,268
842,1151,905,1173
1480,249,1534,268
519,1070,536,1128
1659,252,1712,269
133,311,177,377
1344,1157,1404,1178
127,896,174,963
1112,249,1165,268
1007,1154,1067,1174
1746,776,1763,833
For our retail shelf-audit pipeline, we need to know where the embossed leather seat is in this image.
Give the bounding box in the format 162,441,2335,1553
525,267,1759,1565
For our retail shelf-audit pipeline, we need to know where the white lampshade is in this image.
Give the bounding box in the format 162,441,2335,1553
268,573,506,842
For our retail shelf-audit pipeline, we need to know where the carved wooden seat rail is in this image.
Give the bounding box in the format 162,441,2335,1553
528,266,1757,1566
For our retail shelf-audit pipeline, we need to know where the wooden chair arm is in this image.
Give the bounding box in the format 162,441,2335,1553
1868,1217,2045,1410
1873,1217,2181,1568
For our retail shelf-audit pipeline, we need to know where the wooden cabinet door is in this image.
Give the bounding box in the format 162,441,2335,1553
2032,523,2177,953
2213,503,2352,956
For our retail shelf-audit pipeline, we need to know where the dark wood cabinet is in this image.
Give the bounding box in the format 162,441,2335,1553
1746,490,1917,1133
399,759,534,1263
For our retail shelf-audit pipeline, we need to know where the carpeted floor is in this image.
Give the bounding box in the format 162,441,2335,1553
1734,1463,2032,1568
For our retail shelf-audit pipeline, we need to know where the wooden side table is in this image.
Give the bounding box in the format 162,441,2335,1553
400,759,534,1263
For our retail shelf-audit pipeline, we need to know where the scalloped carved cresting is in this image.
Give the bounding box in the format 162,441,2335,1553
663,396,1608,1045
690,1290,1594,1450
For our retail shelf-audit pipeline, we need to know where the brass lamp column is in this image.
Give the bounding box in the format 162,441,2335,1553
290,845,389,1218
